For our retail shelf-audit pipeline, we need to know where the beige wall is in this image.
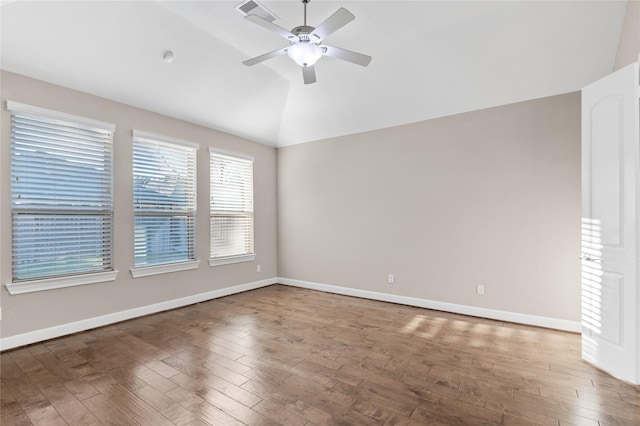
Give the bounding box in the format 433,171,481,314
277,93,581,322
0,71,278,338
614,0,640,70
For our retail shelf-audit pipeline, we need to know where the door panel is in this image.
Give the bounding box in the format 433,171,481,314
599,272,622,346
590,97,622,247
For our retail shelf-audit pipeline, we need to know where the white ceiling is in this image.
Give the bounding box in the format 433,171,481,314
0,1,628,147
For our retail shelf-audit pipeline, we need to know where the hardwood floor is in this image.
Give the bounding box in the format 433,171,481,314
1,284,639,425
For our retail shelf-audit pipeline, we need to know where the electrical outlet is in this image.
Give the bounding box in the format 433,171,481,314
388,274,395,284
477,284,485,295
257,264,261,273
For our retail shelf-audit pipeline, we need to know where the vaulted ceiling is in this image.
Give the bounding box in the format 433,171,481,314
1,1,628,147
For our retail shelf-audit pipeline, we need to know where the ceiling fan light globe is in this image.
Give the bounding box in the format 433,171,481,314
287,42,323,67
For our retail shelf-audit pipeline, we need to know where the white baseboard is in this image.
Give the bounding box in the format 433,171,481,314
1,277,581,351
0,277,277,351
278,277,581,333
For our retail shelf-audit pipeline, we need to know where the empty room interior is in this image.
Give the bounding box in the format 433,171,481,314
1,1,640,425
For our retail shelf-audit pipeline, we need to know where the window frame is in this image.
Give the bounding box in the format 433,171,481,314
6,101,118,295
209,148,255,267
130,130,200,278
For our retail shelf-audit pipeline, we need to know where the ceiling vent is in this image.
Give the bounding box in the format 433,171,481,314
235,0,278,23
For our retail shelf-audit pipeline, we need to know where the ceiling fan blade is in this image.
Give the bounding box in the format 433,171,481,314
322,45,371,67
309,7,354,41
243,47,289,66
244,15,299,42
302,66,317,84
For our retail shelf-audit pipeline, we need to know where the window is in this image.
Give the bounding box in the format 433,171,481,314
8,101,116,294
132,131,199,277
209,149,254,266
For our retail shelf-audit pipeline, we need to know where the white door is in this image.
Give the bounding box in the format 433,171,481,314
581,62,639,385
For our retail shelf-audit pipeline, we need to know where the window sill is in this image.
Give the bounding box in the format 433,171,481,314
130,260,200,278
209,254,255,267
6,271,119,295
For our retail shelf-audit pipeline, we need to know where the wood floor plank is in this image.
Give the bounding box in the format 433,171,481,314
160,403,223,426
89,375,174,425
132,364,179,394
411,396,504,425
131,384,181,415
3,376,54,419
253,399,308,426
165,384,210,412
213,355,253,375
1,410,34,426
485,393,599,426
23,402,68,426
145,359,182,379
82,392,138,425
1,379,23,416
2,284,639,425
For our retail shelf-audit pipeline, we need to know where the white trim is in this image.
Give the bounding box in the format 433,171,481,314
0,277,277,351
6,100,115,132
278,277,582,333
208,146,254,161
209,254,255,267
6,271,118,295
132,129,200,150
130,260,200,278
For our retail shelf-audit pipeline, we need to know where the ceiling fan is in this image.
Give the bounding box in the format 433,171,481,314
242,0,372,84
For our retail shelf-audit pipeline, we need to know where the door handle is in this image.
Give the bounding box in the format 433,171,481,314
580,254,602,263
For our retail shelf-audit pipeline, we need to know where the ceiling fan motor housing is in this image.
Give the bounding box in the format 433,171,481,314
290,26,320,43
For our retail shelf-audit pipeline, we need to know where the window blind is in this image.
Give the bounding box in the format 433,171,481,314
10,107,114,282
133,133,197,268
210,151,254,259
